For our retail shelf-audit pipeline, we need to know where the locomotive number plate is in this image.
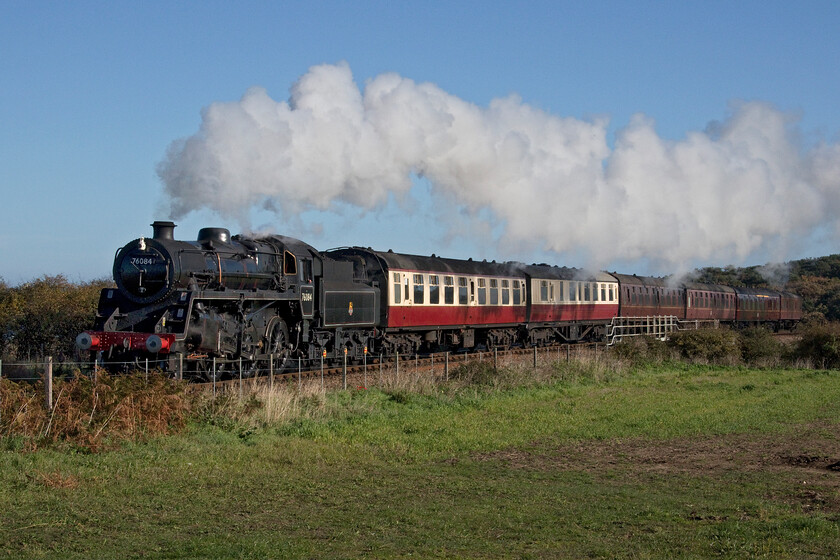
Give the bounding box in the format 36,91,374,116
131,257,157,266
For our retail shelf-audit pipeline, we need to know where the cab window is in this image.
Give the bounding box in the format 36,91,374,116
299,259,313,283
284,251,297,275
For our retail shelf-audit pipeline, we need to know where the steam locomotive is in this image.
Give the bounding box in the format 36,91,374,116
76,222,801,379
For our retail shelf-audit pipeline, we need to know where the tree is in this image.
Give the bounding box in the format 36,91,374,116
0,275,112,361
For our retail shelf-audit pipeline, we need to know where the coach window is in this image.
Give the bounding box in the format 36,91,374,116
559,281,565,301
405,276,411,303
513,280,521,305
584,283,591,302
502,279,510,305
478,278,487,305
600,284,606,302
444,276,455,305
414,274,425,304
540,280,548,302
490,279,499,305
429,275,439,305
458,277,469,305
550,283,555,302
393,273,402,304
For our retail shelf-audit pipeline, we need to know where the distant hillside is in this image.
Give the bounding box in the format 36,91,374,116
691,254,840,322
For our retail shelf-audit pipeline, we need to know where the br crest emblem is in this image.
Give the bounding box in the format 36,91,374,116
348,301,354,316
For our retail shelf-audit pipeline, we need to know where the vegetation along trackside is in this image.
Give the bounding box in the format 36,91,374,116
2,341,840,558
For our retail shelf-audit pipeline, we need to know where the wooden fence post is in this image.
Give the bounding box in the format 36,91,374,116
343,348,347,390
45,357,53,411
445,351,449,381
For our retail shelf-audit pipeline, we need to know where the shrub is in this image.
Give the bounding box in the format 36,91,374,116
666,329,741,364
610,336,672,365
738,327,784,366
793,323,840,369
0,275,112,361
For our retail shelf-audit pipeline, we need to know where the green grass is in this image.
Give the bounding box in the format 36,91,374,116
2,362,840,558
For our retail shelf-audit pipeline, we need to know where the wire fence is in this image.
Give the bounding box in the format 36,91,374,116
0,344,605,414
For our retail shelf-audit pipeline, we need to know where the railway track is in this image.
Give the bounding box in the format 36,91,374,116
193,342,608,392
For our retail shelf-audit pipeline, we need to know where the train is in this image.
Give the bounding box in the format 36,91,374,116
75,221,802,379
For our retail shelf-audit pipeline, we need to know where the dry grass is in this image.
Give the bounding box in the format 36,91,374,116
192,378,330,429
0,371,191,451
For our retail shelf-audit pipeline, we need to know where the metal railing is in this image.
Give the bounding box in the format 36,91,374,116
607,315,679,345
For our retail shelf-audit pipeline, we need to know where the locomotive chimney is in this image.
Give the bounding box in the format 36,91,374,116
151,221,176,240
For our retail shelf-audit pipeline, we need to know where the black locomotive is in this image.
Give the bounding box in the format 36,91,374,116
77,221,377,378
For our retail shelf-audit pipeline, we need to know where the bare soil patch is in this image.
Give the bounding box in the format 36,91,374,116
473,421,840,514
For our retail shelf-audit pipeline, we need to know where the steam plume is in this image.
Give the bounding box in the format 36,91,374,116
158,62,840,270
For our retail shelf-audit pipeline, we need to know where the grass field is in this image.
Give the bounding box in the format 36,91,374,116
2,360,839,559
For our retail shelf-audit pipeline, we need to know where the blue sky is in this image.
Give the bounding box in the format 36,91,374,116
2,1,839,284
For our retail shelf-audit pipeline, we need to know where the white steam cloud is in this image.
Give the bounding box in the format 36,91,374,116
158,62,840,271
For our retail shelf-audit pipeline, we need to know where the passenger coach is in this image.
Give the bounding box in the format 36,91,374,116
326,248,529,353
524,265,618,344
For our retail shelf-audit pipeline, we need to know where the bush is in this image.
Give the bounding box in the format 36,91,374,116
666,329,741,364
0,275,112,361
610,336,672,365
793,323,840,369
739,327,784,366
